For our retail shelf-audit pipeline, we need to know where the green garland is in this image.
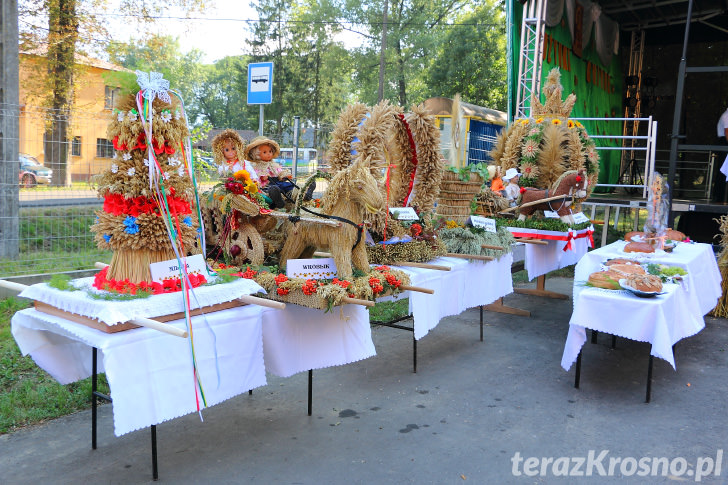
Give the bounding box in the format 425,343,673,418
498,217,592,232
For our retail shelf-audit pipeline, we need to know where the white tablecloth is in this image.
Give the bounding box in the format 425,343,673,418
389,254,514,340
18,277,264,326
261,304,376,378
523,237,590,281
561,284,705,370
573,240,721,315
562,240,720,371
12,306,267,436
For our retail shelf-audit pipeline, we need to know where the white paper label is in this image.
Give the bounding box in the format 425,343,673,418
149,254,207,284
572,212,589,224
389,207,419,221
469,215,497,233
286,258,338,279
543,210,560,219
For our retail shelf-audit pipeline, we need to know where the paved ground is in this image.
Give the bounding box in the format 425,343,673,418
2,277,728,484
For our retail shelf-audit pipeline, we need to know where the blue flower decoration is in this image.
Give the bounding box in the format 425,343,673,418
103,234,112,242
123,216,140,235
182,216,193,227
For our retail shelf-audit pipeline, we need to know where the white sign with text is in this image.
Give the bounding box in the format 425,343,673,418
149,254,207,284
572,212,589,224
469,215,497,233
389,207,419,221
286,258,338,279
543,210,560,219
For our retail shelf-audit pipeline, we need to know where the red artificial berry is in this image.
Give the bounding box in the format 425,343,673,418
576,175,583,182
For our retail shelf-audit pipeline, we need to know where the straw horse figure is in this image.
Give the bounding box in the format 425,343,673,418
279,157,385,278
518,169,588,225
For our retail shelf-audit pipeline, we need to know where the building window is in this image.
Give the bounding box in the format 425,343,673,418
96,138,114,158
104,86,121,110
72,136,82,156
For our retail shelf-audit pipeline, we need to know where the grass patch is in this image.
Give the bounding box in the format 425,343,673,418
369,298,410,323
0,297,108,435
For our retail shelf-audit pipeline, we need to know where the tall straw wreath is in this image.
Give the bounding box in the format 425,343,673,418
326,101,444,239
490,68,599,199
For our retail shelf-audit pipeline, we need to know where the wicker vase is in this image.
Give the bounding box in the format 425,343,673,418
436,171,483,223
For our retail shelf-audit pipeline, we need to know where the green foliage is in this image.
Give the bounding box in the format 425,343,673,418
369,298,410,323
47,274,75,291
498,217,592,232
0,297,109,434
425,0,507,110
447,162,490,182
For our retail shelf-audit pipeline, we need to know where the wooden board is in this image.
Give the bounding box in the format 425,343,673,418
34,299,247,334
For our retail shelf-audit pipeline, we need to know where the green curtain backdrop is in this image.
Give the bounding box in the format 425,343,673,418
508,0,624,188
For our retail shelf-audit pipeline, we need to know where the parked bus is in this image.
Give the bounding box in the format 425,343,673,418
275,148,318,174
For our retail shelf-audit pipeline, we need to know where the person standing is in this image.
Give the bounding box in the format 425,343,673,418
715,108,728,201
718,107,728,143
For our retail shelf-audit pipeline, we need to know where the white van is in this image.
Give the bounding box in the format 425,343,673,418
275,148,318,174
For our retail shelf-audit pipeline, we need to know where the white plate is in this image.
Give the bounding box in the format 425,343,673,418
618,279,665,298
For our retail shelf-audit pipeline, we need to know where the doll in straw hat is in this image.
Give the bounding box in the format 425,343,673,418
244,136,315,209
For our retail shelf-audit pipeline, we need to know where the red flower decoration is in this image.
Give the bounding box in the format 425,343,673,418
302,279,318,295
520,187,527,194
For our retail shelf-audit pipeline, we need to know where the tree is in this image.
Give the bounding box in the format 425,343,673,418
246,0,352,141
425,0,507,110
106,35,206,121
194,56,257,129
342,0,469,107
19,0,206,186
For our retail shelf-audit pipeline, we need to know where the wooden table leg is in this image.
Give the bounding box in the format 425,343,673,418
482,297,530,317
514,275,569,300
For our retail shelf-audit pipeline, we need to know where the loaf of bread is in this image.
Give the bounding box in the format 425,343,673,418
587,270,623,290
624,241,654,253
624,231,644,242
604,258,639,266
665,229,686,241
625,274,663,292
609,263,646,276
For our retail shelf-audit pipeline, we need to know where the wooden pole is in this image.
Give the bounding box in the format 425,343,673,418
499,194,573,213
342,296,375,307
514,238,550,245
0,279,30,293
391,261,452,271
445,253,494,261
399,285,434,294
268,212,342,227
237,294,286,310
481,244,505,250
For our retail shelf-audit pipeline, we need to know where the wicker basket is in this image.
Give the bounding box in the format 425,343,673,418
439,170,484,193
437,204,473,216
438,189,477,201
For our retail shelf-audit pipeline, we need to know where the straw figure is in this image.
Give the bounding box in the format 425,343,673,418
518,169,588,224
490,68,599,201
711,215,728,317
278,156,385,278
91,73,200,283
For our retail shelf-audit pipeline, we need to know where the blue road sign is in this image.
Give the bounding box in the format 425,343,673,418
247,62,274,105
